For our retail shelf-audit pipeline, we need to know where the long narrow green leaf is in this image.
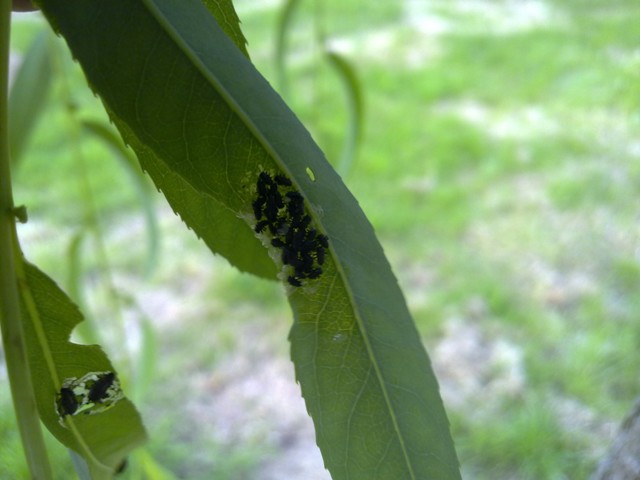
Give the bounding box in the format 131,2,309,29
274,0,301,95
130,317,157,404
325,50,364,176
17,259,147,478
8,29,52,165
36,0,460,478
65,229,101,346
81,119,161,277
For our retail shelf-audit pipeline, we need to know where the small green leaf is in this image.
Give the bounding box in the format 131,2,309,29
17,260,146,478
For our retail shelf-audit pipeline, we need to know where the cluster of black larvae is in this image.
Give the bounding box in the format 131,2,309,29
253,172,328,287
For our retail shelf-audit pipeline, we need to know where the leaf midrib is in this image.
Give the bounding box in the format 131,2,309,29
143,1,418,477
17,259,111,476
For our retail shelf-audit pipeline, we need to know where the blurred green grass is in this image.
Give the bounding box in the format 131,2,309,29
2,1,640,478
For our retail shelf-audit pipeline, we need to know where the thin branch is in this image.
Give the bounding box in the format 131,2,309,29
0,3,53,478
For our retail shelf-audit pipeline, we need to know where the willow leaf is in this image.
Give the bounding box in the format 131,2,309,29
81,119,161,277
8,29,52,166
325,50,364,176
17,259,146,478
274,0,301,95
36,0,460,478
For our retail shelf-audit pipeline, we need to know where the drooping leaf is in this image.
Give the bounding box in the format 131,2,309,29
65,229,101,346
274,0,301,95
130,317,158,404
274,2,364,177
325,50,364,176
81,119,161,277
17,259,146,478
8,29,52,165
36,0,461,478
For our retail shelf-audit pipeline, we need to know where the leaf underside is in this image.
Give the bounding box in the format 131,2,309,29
36,0,461,478
18,260,146,477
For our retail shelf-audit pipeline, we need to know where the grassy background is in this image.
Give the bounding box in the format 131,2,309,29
2,0,640,478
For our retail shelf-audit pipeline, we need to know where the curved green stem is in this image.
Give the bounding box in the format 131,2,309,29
0,3,53,478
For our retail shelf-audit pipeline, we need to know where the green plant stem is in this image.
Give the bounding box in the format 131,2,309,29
0,3,53,478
